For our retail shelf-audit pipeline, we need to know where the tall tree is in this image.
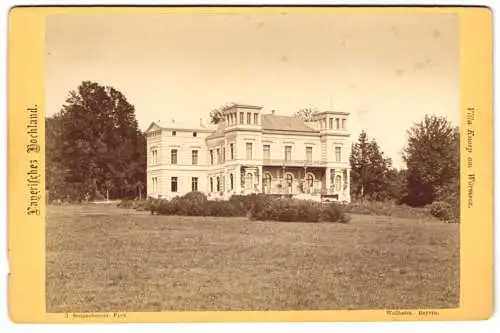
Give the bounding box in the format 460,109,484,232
350,131,393,201
293,108,318,121
402,115,459,206
47,81,146,201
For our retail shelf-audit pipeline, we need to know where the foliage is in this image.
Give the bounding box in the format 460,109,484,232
46,81,146,202
249,196,349,223
209,102,235,124
428,201,455,222
117,198,155,211
350,131,394,201
152,192,245,217
293,108,318,121
402,116,459,207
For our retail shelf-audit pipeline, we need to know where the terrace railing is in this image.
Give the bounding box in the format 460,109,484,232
262,158,326,167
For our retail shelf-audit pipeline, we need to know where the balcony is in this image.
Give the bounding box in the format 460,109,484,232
262,158,326,168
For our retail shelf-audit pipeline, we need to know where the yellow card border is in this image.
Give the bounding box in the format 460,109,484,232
7,6,493,323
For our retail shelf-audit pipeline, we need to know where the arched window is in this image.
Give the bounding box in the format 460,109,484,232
264,173,272,194
216,176,220,192
230,174,234,190
210,177,213,192
335,175,342,192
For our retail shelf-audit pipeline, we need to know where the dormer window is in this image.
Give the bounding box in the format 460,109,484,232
193,132,197,137
172,131,177,136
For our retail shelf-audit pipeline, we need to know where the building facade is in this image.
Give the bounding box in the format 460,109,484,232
146,104,351,202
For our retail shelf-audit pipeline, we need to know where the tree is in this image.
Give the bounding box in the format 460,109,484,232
209,102,235,124
350,131,393,201
46,81,146,201
293,108,318,121
402,115,459,206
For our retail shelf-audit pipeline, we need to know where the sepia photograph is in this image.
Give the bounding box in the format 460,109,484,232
44,10,460,313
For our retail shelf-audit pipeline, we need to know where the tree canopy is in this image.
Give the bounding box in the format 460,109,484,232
402,115,459,206
46,81,146,202
349,131,394,201
293,108,318,121
209,103,235,124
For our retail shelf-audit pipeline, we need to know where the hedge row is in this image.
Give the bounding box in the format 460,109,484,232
129,192,349,223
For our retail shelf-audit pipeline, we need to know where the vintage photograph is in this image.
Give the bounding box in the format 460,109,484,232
45,11,460,312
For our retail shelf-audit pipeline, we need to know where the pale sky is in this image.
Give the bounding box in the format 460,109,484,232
46,12,459,169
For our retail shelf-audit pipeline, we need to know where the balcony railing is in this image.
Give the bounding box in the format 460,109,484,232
262,158,326,167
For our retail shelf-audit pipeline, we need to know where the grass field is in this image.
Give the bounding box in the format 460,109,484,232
46,204,459,312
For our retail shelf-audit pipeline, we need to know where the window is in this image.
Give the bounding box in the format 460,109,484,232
246,142,253,160
216,176,220,192
210,177,213,192
210,150,214,165
254,113,258,124
216,148,220,164
192,177,198,192
230,174,234,190
263,144,270,160
172,131,176,136
222,176,225,191
152,177,158,192
239,112,244,124
336,118,340,129
171,149,178,164
306,147,312,162
341,119,346,130
329,118,333,129
192,150,198,165
335,147,342,162
222,147,226,162
230,143,234,160
335,175,342,191
247,112,251,124
151,149,158,164
171,177,178,192
285,146,292,161
193,132,197,137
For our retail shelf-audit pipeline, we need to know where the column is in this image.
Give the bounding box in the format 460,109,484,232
235,167,241,194
325,167,331,194
346,169,351,203
257,165,263,193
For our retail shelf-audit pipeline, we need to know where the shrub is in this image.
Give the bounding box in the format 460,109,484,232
134,199,153,211
179,191,209,216
205,201,241,217
321,203,350,223
250,197,348,223
429,201,457,222
117,199,133,209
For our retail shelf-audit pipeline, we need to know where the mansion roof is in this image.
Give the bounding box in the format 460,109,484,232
261,114,317,133
205,114,318,140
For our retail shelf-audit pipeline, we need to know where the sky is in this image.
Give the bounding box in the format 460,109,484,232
46,11,459,169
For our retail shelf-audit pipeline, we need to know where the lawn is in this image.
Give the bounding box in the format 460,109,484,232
46,204,459,312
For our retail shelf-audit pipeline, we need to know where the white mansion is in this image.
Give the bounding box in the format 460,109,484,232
146,104,351,202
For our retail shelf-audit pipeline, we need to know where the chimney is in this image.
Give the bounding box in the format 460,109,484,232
172,118,175,123
199,118,204,127
271,110,276,115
